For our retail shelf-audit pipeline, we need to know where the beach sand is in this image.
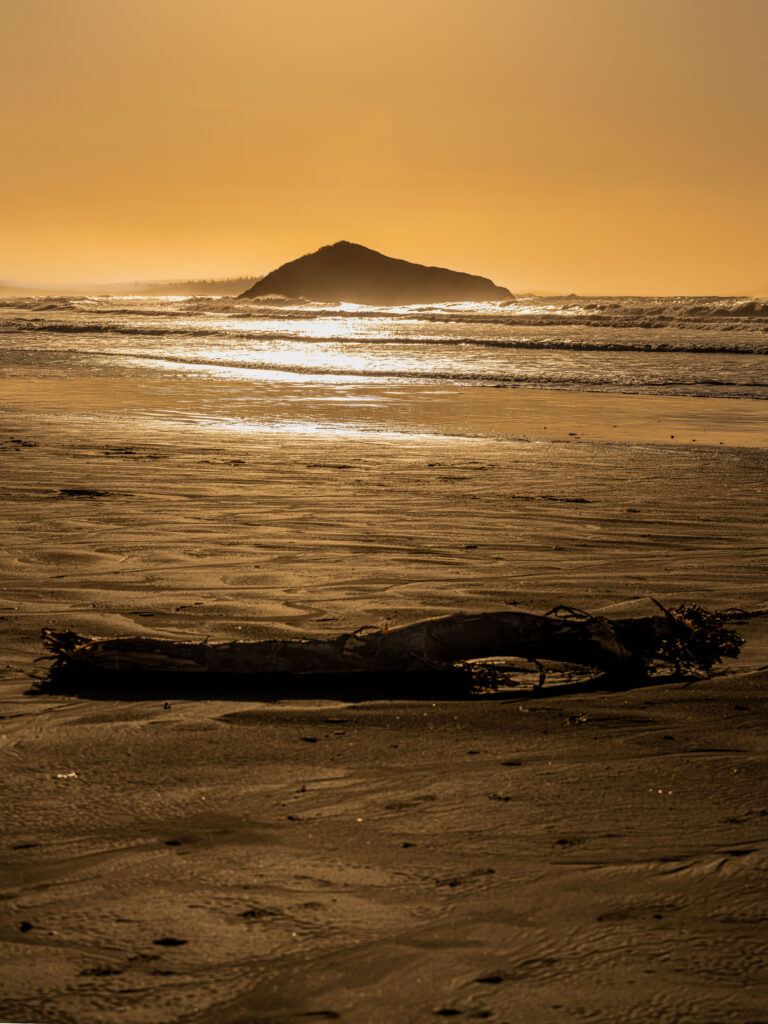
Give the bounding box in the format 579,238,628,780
1,400,767,1023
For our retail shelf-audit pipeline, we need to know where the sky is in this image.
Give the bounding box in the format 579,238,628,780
2,0,767,294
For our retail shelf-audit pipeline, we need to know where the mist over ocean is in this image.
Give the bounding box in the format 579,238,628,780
1,294,767,443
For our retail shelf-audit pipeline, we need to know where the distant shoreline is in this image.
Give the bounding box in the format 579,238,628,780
0,276,260,298
1,282,763,300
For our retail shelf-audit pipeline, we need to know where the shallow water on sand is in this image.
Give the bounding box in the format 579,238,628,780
1,294,767,445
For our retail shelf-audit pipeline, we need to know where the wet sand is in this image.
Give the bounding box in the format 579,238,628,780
4,378,768,449
1,407,767,1023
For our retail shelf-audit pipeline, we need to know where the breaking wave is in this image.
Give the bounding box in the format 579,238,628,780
3,317,767,354
2,293,768,330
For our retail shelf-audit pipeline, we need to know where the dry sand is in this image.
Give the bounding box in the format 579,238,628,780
1,408,767,1023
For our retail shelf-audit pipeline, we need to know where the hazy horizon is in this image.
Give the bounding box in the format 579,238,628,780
3,0,767,294
1,276,765,299
1,241,766,299
1,254,765,300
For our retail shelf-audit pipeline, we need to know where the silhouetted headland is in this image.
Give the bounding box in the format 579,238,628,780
239,241,512,304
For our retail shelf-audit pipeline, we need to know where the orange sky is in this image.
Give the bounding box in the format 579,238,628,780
2,0,767,294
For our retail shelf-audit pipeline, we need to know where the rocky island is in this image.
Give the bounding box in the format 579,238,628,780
239,240,512,304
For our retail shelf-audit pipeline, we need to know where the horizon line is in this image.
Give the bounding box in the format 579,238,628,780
1,277,764,300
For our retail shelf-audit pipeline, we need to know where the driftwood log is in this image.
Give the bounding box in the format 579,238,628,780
43,608,683,683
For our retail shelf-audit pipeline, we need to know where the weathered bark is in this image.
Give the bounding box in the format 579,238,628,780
42,609,677,680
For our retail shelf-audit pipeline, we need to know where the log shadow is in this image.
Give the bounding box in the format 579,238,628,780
30,664,681,703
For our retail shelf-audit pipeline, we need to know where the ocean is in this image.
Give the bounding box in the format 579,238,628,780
1,293,767,444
